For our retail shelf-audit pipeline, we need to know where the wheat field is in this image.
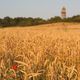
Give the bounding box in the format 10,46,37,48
0,23,80,80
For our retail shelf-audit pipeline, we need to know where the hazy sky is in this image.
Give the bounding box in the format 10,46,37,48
0,0,80,18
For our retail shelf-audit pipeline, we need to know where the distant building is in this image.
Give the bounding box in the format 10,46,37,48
61,7,66,19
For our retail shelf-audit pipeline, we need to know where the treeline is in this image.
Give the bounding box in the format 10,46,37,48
0,15,80,27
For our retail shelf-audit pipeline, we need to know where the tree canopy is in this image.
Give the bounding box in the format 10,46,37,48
0,15,80,27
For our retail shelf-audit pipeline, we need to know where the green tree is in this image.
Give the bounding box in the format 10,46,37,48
48,16,62,23
2,16,14,27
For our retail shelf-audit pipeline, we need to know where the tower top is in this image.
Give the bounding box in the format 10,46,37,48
62,6,66,10
61,6,66,19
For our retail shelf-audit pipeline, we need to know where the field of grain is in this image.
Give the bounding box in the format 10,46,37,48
0,23,80,80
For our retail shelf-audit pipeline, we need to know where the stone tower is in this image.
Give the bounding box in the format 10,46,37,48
61,7,66,19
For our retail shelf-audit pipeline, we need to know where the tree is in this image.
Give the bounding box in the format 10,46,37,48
48,16,62,23
33,18,46,25
2,16,13,27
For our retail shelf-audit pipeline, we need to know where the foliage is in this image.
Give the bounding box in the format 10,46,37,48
0,15,80,27
48,16,62,23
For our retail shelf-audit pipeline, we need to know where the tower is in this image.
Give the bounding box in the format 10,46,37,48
61,6,66,19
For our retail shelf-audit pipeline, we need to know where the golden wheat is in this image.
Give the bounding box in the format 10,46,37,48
0,23,80,80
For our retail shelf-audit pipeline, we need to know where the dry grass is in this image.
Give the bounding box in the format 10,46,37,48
0,23,80,80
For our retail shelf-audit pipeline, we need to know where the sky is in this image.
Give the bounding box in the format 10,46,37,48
0,0,80,19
